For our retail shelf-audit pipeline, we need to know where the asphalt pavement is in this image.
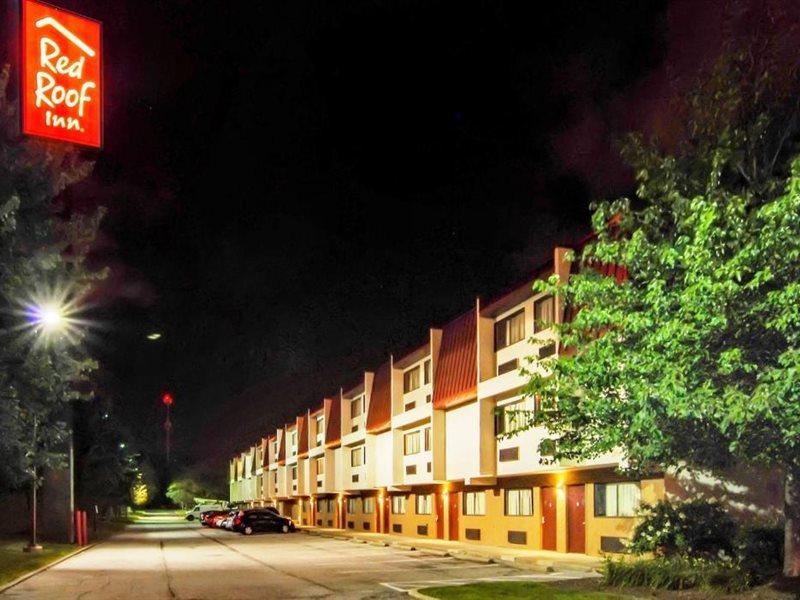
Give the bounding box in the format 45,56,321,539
1,513,589,599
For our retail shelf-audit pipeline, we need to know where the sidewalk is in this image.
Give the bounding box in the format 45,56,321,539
298,526,603,574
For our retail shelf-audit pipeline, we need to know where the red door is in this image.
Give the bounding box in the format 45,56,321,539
340,498,347,529
383,496,390,533
541,487,557,551
448,492,460,541
435,493,445,539
567,485,586,553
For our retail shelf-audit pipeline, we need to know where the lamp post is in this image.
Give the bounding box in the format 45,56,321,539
162,392,174,464
23,302,68,553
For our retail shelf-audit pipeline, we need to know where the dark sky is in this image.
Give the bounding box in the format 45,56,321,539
28,0,783,473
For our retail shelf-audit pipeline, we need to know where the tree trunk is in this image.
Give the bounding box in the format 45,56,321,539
785,468,800,577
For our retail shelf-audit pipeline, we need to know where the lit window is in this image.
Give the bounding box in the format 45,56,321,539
423,427,431,452
415,494,432,515
495,310,526,350
351,446,365,467
291,466,297,480
404,431,421,455
391,495,406,514
363,497,375,514
594,482,641,517
494,400,525,435
534,296,554,332
404,367,421,393
316,457,324,476
505,488,533,516
350,396,363,419
463,491,486,515
347,497,359,514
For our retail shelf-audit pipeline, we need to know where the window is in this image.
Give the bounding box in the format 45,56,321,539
494,400,525,435
534,295,554,332
347,497,359,514
290,431,297,456
415,494,432,515
403,366,420,393
291,466,297,480
505,488,533,516
316,416,324,445
404,431,421,455
315,457,324,476
423,427,431,452
350,445,365,467
350,396,363,419
391,495,406,514
594,483,641,517
463,491,486,516
363,497,374,514
495,309,526,350
423,359,431,384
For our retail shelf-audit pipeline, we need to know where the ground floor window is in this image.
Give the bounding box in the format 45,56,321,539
463,491,486,515
594,482,641,517
415,494,432,515
505,488,533,516
391,495,407,514
363,497,375,514
347,497,359,514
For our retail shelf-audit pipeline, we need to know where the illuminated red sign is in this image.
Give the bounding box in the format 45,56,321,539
21,0,102,148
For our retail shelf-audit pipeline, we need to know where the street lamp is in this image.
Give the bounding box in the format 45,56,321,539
23,300,70,553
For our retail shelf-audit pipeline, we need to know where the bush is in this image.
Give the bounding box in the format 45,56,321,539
735,522,784,584
628,498,736,558
603,556,750,593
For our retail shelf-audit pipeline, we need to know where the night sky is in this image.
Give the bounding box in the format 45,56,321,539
17,0,778,475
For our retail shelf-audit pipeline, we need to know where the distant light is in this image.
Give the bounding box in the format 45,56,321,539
119,443,126,449
102,413,109,419
147,333,162,341
162,392,174,406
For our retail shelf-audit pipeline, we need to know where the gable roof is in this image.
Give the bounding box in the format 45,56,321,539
324,396,341,447
366,360,392,433
432,306,478,409
297,413,309,458
276,429,286,465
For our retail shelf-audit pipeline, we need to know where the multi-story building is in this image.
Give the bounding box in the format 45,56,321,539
226,244,776,556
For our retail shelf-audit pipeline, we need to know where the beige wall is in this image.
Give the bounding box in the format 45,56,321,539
388,491,441,539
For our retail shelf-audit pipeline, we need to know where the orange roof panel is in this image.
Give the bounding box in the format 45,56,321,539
366,361,392,433
433,308,477,409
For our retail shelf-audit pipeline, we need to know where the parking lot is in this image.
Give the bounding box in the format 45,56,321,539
2,516,591,599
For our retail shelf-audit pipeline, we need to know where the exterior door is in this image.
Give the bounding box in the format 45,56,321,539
383,495,390,533
340,498,347,529
567,485,586,553
448,492,460,541
435,493,445,539
541,487,557,551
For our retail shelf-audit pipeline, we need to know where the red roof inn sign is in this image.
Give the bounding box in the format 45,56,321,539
21,0,102,148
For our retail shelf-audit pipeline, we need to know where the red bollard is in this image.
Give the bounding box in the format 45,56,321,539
81,511,88,545
74,511,82,546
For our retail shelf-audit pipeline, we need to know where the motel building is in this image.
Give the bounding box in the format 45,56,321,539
228,244,777,557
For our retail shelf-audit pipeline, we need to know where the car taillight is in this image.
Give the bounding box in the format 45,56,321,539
233,515,242,525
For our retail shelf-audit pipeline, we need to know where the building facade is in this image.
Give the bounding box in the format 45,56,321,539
227,244,779,556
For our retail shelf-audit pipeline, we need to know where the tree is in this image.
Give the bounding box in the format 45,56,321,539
521,49,800,577
0,62,104,538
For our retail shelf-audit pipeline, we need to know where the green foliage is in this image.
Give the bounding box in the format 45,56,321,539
602,555,749,593
735,522,784,584
628,499,736,558
522,44,800,504
0,63,104,491
165,475,223,508
420,581,622,599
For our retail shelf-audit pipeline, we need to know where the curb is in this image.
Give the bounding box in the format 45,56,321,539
0,543,96,595
407,589,439,599
447,550,492,564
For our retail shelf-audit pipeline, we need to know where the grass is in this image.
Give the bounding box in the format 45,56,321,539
418,581,627,599
0,537,75,587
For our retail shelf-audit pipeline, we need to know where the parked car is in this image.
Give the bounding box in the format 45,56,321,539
200,509,229,527
185,502,227,521
221,508,239,530
232,509,295,535
209,512,229,528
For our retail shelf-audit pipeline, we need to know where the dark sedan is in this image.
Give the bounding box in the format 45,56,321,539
233,509,295,535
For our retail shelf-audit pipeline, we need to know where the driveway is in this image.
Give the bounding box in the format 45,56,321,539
2,516,588,599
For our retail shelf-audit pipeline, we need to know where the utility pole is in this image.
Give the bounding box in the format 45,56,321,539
24,415,42,552
162,392,174,463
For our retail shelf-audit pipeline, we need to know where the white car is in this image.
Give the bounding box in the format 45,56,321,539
185,503,227,521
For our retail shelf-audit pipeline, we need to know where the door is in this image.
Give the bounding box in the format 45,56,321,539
435,493,445,539
448,492,460,541
567,484,586,553
383,495,390,533
340,497,347,529
541,487,557,551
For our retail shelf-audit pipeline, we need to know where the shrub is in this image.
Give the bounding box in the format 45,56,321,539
735,522,784,584
628,498,736,558
602,556,750,593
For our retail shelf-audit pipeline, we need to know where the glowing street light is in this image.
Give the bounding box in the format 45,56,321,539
33,303,66,332
146,332,162,341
